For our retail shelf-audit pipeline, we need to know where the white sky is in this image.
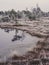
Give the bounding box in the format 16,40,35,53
0,0,49,12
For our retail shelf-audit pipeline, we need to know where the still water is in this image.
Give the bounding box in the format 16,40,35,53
0,28,39,61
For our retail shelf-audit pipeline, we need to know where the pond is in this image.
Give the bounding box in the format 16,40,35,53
0,28,39,61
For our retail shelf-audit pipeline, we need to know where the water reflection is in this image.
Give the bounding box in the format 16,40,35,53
2,28,25,42
0,28,39,61
12,29,25,42
4,28,13,33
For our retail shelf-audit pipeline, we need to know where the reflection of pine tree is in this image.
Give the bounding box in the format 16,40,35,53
12,30,24,42
15,29,18,35
12,29,18,41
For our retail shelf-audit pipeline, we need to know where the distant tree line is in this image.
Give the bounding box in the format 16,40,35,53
0,9,36,21
0,5,49,22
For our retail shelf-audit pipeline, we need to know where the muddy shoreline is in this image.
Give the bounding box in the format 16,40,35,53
0,24,49,38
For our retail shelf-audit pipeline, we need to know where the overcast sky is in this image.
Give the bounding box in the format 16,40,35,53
0,0,49,12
